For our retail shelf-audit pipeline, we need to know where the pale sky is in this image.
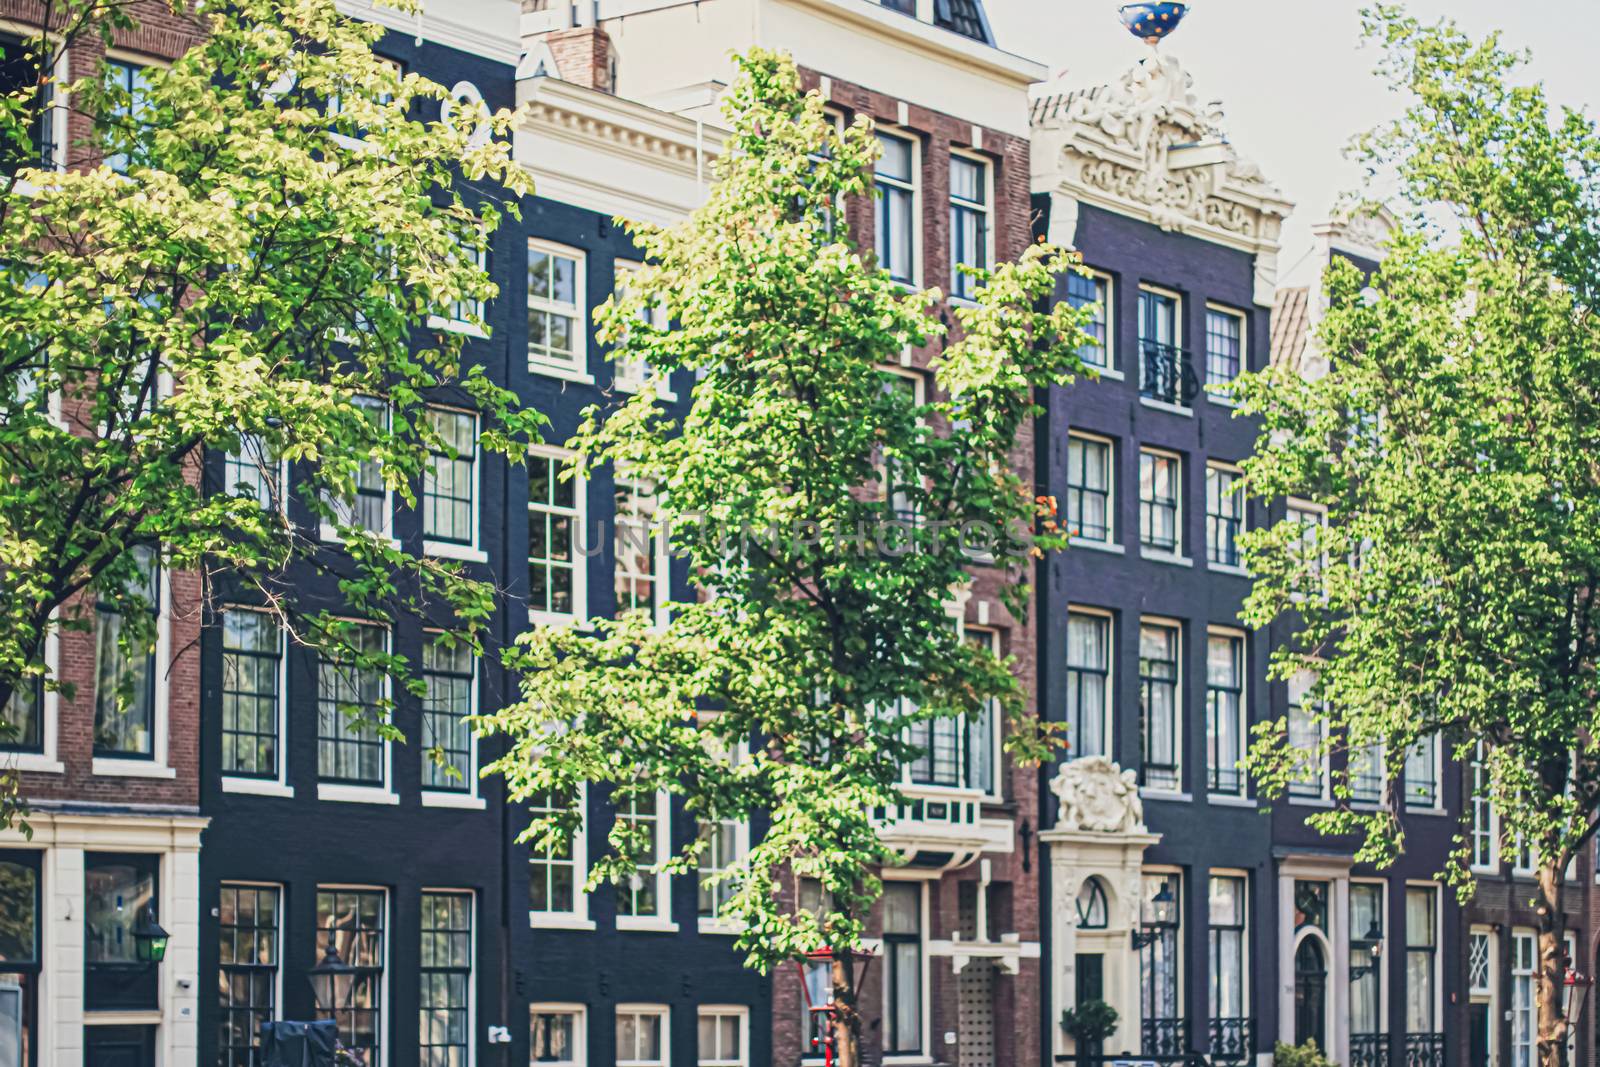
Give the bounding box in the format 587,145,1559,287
986,0,1600,263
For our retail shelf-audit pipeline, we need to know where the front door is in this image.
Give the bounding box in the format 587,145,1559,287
85,1025,154,1067
1469,1003,1490,1067
1294,938,1327,1048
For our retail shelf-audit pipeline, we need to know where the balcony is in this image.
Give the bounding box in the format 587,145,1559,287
1404,1033,1445,1067
1350,1033,1390,1067
1207,1018,1252,1065
1142,1018,1189,1058
1140,341,1200,409
876,783,1004,869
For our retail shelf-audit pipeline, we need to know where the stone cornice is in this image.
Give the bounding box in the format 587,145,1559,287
336,0,523,67
518,76,723,180
1031,54,1294,287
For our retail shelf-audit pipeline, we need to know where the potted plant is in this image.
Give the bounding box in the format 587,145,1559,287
1061,1000,1120,1061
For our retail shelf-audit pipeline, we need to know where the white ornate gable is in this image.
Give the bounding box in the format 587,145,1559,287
1031,54,1294,306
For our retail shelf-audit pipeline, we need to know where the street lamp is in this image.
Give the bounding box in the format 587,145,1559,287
1350,918,1384,980
1132,882,1178,950
131,905,170,965
795,947,876,1067
307,932,356,1017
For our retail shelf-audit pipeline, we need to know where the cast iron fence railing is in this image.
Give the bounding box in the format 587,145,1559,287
1140,341,1201,408
1143,1018,1190,1058
1404,1032,1446,1067
1207,1018,1252,1064
1351,1032,1391,1067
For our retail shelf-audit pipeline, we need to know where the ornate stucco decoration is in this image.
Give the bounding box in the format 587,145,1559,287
1049,756,1145,834
1031,54,1295,304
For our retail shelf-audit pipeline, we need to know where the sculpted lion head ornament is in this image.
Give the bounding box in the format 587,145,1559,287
1050,756,1145,833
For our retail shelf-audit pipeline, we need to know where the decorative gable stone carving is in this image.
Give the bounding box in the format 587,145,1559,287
1032,54,1294,305
1049,756,1145,834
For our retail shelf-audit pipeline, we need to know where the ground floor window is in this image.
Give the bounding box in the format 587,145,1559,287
419,892,472,1067
531,1004,584,1065
616,1006,668,1067
315,888,385,1061
0,852,40,1067
882,881,924,1056
218,884,280,1067
697,1007,746,1066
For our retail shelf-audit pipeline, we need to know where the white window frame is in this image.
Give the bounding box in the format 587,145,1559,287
1403,733,1442,812
0,23,69,193
222,433,289,515
218,605,293,798
1206,869,1249,1023
91,557,175,779
527,238,592,384
1349,878,1389,1038
965,624,1005,801
1468,926,1495,998
614,474,670,629
1284,497,1328,594
1138,446,1186,564
1470,741,1499,872
1066,430,1118,552
697,1005,749,1067
1204,626,1248,799
879,874,930,1064
1139,866,1186,1030
1202,301,1248,401
696,815,751,935
418,888,474,1067
531,1002,587,1067
1285,667,1329,804
1,625,62,774
1204,461,1247,575
422,405,488,563
1064,606,1113,764
319,396,395,545
528,783,594,930
1066,268,1117,376
313,620,397,805
615,788,677,933
611,260,675,400
313,884,389,1067
873,128,921,287
217,880,286,1066
615,1003,670,1067
1403,881,1442,1036
1137,615,1184,796
418,630,484,810
947,148,992,304
1137,283,1186,415
527,445,589,626
1511,928,1535,1067
428,231,489,338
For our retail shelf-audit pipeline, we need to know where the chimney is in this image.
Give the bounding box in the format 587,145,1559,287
542,25,615,92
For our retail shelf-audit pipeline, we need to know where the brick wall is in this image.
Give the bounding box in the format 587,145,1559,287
543,26,614,92
4,0,206,812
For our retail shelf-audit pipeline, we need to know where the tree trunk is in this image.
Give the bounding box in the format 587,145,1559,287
1535,862,1571,1067
831,953,862,1067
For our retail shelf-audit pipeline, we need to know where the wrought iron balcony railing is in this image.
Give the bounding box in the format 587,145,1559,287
1140,341,1201,409
1208,1018,1253,1064
1142,1017,1189,1058
1351,1032,1391,1067
1404,1032,1445,1067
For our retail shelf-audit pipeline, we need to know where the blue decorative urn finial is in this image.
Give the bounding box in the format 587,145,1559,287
1118,2,1189,45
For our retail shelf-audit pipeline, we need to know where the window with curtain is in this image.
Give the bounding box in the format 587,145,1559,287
966,628,999,796
1208,876,1246,1022
1067,611,1110,759
616,1006,668,1067
93,545,159,757
1205,464,1244,567
1286,669,1326,799
1511,930,1534,1067
1065,272,1110,369
1138,621,1181,790
1204,307,1244,387
948,155,988,300
697,1008,746,1067
1349,741,1384,804
2,674,42,754
1404,735,1439,808
1067,435,1113,543
1140,874,1182,1033
530,1005,583,1066
1205,632,1245,795
1405,887,1436,1034
1349,883,1383,1036
1139,449,1181,553
883,882,923,1055
874,132,917,284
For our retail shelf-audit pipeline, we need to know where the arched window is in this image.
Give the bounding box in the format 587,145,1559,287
1075,877,1109,930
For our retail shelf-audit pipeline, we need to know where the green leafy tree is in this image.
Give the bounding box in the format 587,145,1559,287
0,0,539,826
1238,8,1600,1064
476,50,1090,1067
